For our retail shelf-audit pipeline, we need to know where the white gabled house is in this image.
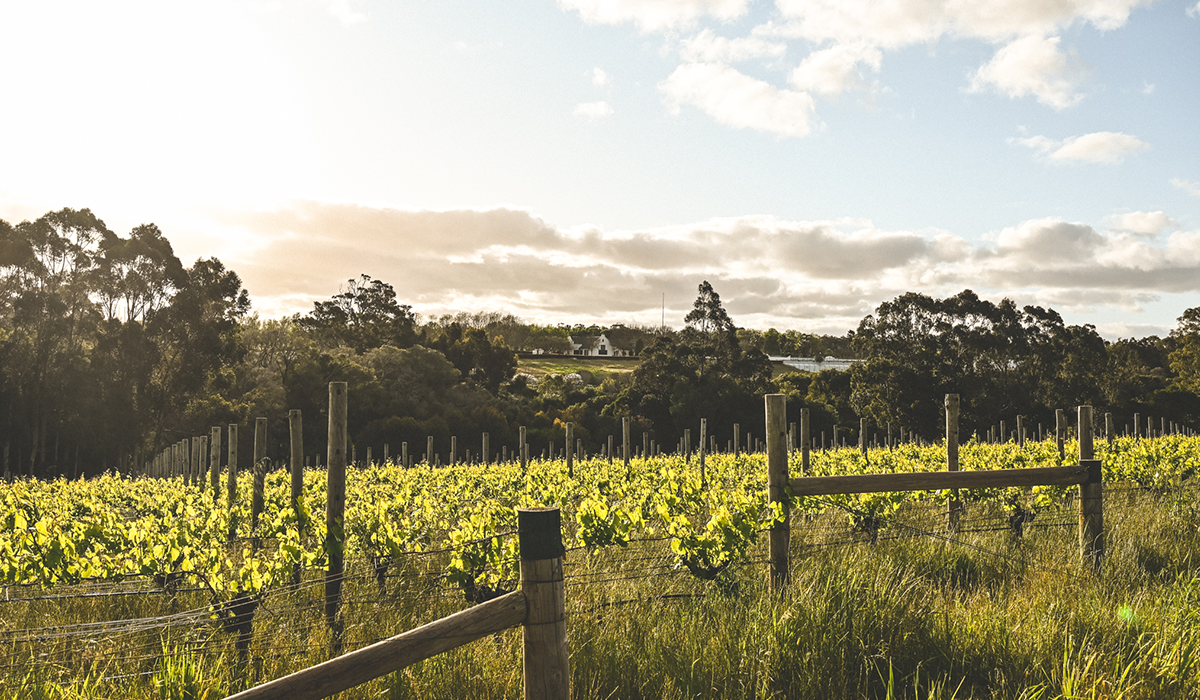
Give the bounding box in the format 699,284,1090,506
567,325,642,357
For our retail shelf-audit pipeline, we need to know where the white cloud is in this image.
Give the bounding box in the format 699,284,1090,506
767,0,1150,47
971,35,1088,109
1189,1,1200,18
557,0,749,31
592,67,611,86
1172,178,1200,197
574,101,614,119
679,29,787,63
659,62,815,137
789,42,882,96
1013,131,1149,164
1103,211,1175,235
323,0,366,25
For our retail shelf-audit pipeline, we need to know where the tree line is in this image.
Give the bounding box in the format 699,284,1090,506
2,209,1198,478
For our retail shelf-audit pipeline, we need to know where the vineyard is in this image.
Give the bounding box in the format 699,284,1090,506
3,421,1200,698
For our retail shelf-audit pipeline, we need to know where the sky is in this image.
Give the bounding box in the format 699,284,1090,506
1,0,1199,337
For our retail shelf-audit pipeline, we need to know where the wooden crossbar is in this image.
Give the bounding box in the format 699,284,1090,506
789,464,1091,497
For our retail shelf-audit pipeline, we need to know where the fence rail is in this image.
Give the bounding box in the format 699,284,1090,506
788,464,1092,496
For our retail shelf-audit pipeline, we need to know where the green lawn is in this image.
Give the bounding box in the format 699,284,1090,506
517,355,639,380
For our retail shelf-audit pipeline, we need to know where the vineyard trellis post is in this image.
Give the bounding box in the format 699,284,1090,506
1016,415,1025,448
227,426,238,539
766,394,789,591
520,426,528,471
1056,409,1066,463
699,418,707,487
1077,405,1103,570
946,394,962,532
565,423,573,477
800,407,810,475
427,435,435,469
1105,413,1114,445
734,423,740,456
289,409,304,587
483,432,490,465
210,427,221,503
253,417,267,531
622,417,631,476
327,382,348,653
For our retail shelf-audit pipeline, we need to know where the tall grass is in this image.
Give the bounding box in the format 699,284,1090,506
5,487,1200,699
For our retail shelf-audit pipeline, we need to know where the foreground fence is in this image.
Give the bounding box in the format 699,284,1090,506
225,507,568,700
764,395,1106,590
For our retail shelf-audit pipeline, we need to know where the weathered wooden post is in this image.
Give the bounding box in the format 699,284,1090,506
859,417,868,461
1105,413,1114,445
1056,409,1066,463
1078,405,1102,571
450,436,457,465
210,428,221,503
1016,415,1025,448
565,423,573,478
946,394,962,532
327,382,348,653
733,423,740,456
427,436,435,469
1133,412,1141,438
622,417,631,476
766,394,789,591
800,407,811,475
227,425,238,538
483,432,490,465
402,442,409,468
520,426,528,471
190,436,201,486
289,410,304,586
642,433,648,459
519,507,569,700
252,417,267,531
699,418,707,487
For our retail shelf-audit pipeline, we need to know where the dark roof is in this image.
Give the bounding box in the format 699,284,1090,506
569,334,599,347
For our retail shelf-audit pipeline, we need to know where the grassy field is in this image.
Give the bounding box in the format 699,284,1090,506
517,355,640,380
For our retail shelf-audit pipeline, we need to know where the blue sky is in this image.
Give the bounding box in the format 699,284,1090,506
2,0,1198,336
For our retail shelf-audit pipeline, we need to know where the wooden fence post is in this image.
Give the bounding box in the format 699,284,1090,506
699,418,707,487
1017,415,1025,448
684,428,691,462
946,394,962,532
327,382,348,653
766,394,789,591
199,436,209,488
1134,412,1141,439
519,507,569,700
733,423,740,456
210,427,221,504
520,426,527,471
253,417,267,531
565,423,573,477
289,409,304,587
227,425,238,539
622,417,631,476
427,436,435,469
1105,413,1114,445
800,408,810,475
1055,409,1065,463
1077,406,1102,571
483,432,490,465
402,442,408,468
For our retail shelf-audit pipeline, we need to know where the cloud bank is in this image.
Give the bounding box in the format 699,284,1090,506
216,201,1200,335
558,0,1153,135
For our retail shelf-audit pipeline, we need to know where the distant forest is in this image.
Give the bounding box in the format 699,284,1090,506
3,208,1199,478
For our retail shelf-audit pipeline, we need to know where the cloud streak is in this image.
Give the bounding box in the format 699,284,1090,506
1013,131,1149,164
215,201,1200,336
